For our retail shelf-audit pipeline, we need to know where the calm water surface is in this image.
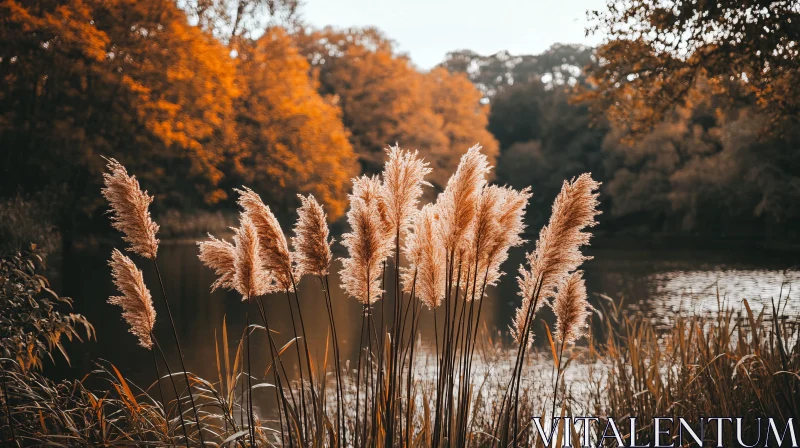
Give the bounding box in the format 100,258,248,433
49,239,800,408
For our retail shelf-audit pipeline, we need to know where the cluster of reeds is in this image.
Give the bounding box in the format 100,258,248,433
92,145,606,447
588,295,800,447
3,151,799,447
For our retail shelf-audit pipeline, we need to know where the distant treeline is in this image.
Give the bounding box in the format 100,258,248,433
441,38,800,240
2,0,799,255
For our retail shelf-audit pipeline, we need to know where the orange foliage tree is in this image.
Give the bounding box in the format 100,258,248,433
234,28,358,219
1,0,239,219
294,27,498,190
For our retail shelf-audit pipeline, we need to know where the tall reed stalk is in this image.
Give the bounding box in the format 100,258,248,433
102,159,205,445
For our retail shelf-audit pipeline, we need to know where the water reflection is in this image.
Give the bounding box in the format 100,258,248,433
49,240,800,413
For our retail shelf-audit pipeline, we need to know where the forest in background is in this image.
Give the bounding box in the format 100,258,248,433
2,0,799,257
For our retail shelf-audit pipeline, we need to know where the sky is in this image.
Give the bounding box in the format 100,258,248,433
300,0,608,70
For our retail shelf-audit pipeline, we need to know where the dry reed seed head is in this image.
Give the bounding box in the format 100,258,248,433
463,185,532,300
352,174,394,244
292,194,333,278
339,176,395,305
101,158,160,259
233,214,273,300
552,271,592,344
197,234,237,292
461,186,503,299
402,204,446,308
381,144,432,235
513,173,600,345
108,249,156,349
235,187,293,290
435,144,492,255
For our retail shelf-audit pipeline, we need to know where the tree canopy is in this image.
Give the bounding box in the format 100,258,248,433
294,27,498,189
583,0,800,135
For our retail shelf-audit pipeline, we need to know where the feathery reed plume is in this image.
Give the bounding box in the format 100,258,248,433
353,174,394,244
381,144,432,234
239,189,318,438
236,187,293,290
484,186,532,288
108,249,156,349
102,158,160,259
197,235,236,292
233,214,272,300
552,271,591,344
435,144,492,254
292,194,333,278
512,173,600,344
402,204,446,308
463,186,531,299
340,176,394,305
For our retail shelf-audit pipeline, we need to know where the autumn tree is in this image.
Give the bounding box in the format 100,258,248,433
602,86,800,237
423,67,498,188
235,28,358,219
583,0,800,135
294,27,498,189
1,0,239,253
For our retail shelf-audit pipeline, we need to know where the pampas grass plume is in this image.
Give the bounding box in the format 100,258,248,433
340,176,394,305
463,185,531,299
102,158,160,259
108,249,156,349
402,204,445,308
198,234,236,292
292,194,333,278
236,187,293,290
381,144,432,234
552,271,591,344
435,144,491,254
512,173,600,344
233,214,272,300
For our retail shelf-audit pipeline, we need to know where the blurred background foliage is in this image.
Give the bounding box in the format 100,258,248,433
1,0,799,259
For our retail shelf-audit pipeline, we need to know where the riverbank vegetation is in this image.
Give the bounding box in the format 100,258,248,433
2,150,798,447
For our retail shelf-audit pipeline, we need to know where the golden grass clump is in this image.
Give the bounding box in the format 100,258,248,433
101,158,160,259
107,249,156,349
233,214,272,299
340,175,395,305
292,194,333,278
434,144,492,255
381,144,432,235
236,187,293,290
512,173,600,344
197,234,236,292
402,204,445,308
552,270,590,343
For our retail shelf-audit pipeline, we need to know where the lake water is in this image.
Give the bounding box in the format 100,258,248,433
48,238,800,410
